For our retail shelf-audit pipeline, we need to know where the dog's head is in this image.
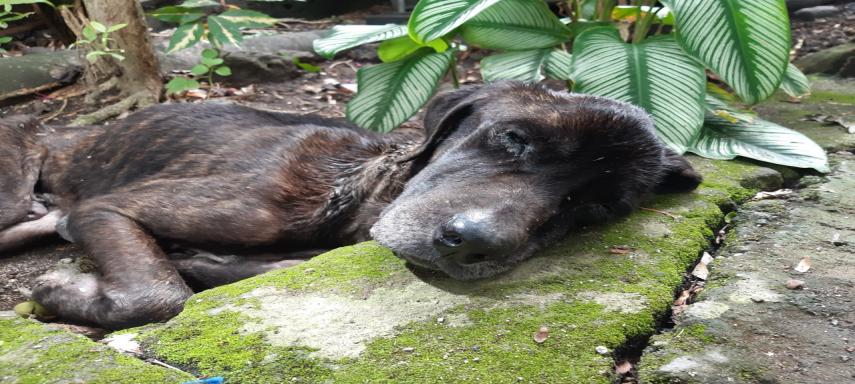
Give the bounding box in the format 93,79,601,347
370,82,701,280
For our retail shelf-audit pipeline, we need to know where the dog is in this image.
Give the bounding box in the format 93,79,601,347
0,82,701,329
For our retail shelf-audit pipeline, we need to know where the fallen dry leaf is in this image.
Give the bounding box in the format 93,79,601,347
794,256,812,273
691,263,709,280
785,279,805,290
533,326,549,344
752,189,793,201
615,360,633,375
609,246,634,255
673,289,691,306
183,89,208,99
700,252,714,265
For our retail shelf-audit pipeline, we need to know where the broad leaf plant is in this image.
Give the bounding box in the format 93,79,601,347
313,0,827,172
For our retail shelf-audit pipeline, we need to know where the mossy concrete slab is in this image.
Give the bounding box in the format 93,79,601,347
637,153,855,384
0,312,194,384
93,158,781,384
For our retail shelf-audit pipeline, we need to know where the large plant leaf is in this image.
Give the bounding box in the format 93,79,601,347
572,27,706,152
779,63,810,98
690,96,829,172
481,49,572,82
668,0,790,104
150,6,201,23
218,9,278,28
348,49,453,132
459,0,570,50
207,15,243,48
408,0,503,44
313,24,407,59
166,22,204,53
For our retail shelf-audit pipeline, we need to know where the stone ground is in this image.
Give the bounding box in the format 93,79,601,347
636,78,855,383
638,152,855,384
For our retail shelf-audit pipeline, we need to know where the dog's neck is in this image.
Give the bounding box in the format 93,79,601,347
314,134,423,243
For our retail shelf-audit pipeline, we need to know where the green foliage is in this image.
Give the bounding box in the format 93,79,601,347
292,57,321,72
167,48,231,96
0,35,11,53
151,0,278,53
153,1,283,96
572,27,706,152
665,0,791,104
690,95,829,172
0,0,53,52
313,0,828,172
75,21,127,63
779,63,811,99
347,49,453,132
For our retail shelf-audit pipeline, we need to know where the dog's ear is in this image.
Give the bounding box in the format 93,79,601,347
399,86,482,162
654,149,703,193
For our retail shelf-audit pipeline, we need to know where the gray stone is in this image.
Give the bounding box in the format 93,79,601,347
786,0,837,11
792,5,841,20
794,43,855,74
839,56,855,78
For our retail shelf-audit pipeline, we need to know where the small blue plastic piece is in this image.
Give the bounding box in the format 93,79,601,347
182,377,224,384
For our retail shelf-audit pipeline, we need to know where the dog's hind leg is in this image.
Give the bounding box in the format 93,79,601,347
31,202,193,329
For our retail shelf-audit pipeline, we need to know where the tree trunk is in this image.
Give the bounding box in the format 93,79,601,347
72,0,162,125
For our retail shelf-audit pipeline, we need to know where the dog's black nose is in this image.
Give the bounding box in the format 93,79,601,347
434,214,499,265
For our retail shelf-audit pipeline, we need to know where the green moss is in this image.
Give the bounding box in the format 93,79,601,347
0,315,193,383
206,242,408,298
335,301,650,383
133,301,333,383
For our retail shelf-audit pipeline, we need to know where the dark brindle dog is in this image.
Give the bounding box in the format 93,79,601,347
0,82,701,329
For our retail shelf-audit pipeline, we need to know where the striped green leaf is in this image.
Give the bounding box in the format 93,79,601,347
207,15,243,48
150,6,200,24
408,0,503,44
572,27,706,152
668,0,790,104
690,96,829,172
166,22,204,53
313,24,407,59
218,9,278,28
348,49,453,132
460,0,570,50
481,49,573,83
544,50,573,80
779,63,810,98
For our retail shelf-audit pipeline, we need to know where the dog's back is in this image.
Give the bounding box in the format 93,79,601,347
40,104,381,203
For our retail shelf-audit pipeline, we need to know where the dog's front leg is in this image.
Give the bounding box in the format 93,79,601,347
32,202,193,329
0,210,62,253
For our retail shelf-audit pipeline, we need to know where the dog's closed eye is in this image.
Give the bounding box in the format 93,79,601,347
497,129,530,157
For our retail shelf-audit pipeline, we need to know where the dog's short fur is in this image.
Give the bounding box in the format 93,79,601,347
0,82,701,329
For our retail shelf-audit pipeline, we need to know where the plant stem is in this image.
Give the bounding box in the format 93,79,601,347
632,1,660,43
450,55,459,89
569,0,579,22
598,0,616,22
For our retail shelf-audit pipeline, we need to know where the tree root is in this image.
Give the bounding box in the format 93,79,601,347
70,90,157,126
83,76,120,106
